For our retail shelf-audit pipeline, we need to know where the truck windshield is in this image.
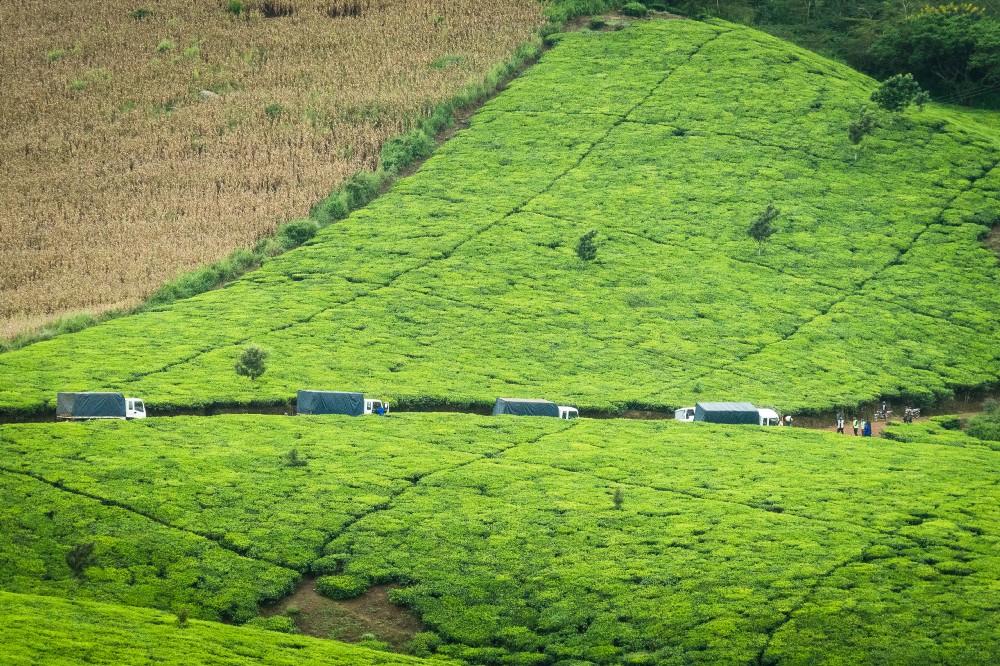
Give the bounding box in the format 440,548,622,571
134,401,144,411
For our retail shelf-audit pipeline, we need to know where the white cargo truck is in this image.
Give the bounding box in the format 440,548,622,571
675,402,779,426
57,392,146,420
494,398,579,419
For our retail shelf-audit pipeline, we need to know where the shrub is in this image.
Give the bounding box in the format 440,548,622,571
871,74,929,113
156,39,175,53
66,541,95,580
576,230,598,261
275,219,318,249
621,2,649,17
284,448,308,467
967,402,1000,441
929,415,961,430
316,575,368,600
176,606,190,628
235,344,269,382
264,103,284,120
226,0,244,16
407,631,442,657
244,615,298,633
131,7,152,20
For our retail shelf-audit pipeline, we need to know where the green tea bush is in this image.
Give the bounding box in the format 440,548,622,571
317,575,369,600
621,2,649,17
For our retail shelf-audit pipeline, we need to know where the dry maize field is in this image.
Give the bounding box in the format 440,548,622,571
0,0,545,338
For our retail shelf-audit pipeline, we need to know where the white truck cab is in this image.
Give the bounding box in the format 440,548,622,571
125,398,146,419
363,399,389,415
674,407,696,422
758,408,779,426
558,406,579,420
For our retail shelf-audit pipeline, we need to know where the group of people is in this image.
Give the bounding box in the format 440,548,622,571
836,412,873,436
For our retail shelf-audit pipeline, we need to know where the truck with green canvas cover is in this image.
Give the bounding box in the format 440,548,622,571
56,392,146,420
493,398,578,419
296,390,388,416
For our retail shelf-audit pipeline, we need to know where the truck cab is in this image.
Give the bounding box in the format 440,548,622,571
363,399,389,415
674,407,696,422
558,406,579,420
758,408,779,426
125,398,146,419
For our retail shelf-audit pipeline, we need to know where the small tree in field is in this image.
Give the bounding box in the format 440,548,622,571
576,230,598,262
748,205,780,255
848,105,877,160
871,74,930,114
235,343,269,382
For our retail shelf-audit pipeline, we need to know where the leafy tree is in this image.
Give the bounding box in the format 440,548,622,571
576,230,598,262
870,5,1000,105
748,204,780,255
870,73,929,113
613,487,624,510
848,105,878,159
235,343,269,382
66,541,95,581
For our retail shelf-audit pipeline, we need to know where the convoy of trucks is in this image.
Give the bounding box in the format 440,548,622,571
56,392,146,420
53,392,783,427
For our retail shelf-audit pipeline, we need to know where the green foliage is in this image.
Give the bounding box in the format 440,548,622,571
235,343,269,382
2,414,999,664
244,615,298,633
871,74,929,113
264,102,284,120
156,39,175,53
226,0,244,16
575,229,598,261
130,7,152,21
871,6,1000,106
65,541,95,580
275,219,318,249
284,448,308,467
176,605,190,628
621,2,649,17
848,104,877,148
0,591,430,664
1,20,999,418
747,203,780,255
612,486,624,509
0,467,298,620
967,399,1000,441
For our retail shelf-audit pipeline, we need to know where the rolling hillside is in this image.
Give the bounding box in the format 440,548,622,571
2,414,998,663
1,17,999,416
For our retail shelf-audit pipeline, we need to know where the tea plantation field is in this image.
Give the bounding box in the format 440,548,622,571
2,18,999,417
0,590,438,665
2,414,998,664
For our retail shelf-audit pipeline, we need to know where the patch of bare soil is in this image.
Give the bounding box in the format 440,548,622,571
262,578,423,649
985,225,1000,257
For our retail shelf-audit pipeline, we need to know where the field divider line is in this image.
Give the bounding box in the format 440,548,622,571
310,422,579,568
0,466,297,572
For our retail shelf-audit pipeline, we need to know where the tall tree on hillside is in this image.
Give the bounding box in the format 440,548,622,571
748,205,780,255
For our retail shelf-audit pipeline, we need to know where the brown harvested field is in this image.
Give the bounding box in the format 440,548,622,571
0,0,545,338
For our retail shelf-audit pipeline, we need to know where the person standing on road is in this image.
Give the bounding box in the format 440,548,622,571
853,417,859,436
836,415,845,434
863,420,872,437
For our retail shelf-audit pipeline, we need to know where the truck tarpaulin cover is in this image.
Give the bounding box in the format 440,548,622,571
57,392,125,418
493,398,560,417
297,390,364,416
694,402,759,425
